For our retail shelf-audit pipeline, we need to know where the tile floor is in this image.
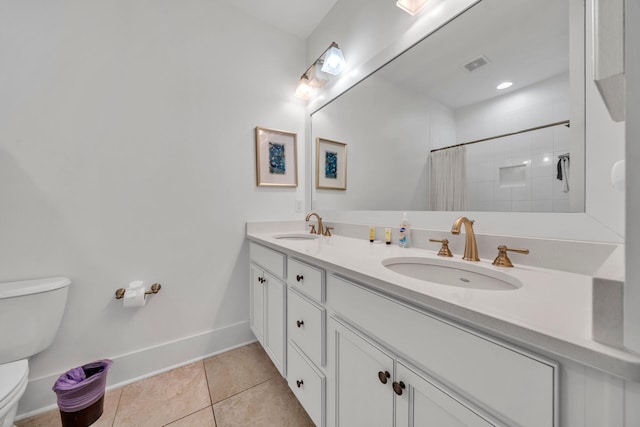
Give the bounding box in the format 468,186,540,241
17,342,315,427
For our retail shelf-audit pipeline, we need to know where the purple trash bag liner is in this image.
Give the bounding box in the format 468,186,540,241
52,360,113,412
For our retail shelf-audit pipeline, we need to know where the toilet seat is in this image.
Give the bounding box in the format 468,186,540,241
0,359,29,419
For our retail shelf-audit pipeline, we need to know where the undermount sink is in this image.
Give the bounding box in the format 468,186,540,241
382,257,521,291
273,233,320,240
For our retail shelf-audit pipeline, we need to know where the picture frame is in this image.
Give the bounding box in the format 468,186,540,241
316,137,347,190
255,126,298,187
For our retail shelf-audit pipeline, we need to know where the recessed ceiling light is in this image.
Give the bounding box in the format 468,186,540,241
497,81,513,90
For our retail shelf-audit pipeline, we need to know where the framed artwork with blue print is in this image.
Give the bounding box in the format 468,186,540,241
316,138,347,190
255,126,298,187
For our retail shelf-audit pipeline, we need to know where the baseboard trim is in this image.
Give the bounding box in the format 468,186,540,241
17,321,255,419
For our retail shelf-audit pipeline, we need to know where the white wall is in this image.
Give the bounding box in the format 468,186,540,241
312,75,455,210
453,73,570,145
0,0,306,415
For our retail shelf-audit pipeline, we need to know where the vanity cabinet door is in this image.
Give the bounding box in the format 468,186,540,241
332,319,394,427
265,272,285,374
249,264,265,343
249,263,286,375
395,362,497,427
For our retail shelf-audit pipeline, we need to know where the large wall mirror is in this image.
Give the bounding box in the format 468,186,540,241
310,0,584,213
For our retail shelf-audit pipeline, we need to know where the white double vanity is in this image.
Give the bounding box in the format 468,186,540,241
247,221,639,427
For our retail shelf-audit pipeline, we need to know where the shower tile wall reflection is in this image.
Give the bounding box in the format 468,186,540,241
466,124,571,212
457,72,573,213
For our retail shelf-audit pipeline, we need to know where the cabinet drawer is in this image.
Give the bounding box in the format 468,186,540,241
250,242,285,279
287,342,325,427
288,288,325,367
287,258,324,302
327,274,557,427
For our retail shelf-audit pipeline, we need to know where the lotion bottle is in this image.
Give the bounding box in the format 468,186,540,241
398,212,411,248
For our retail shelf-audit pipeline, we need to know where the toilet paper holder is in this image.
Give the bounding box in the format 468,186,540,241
115,283,162,300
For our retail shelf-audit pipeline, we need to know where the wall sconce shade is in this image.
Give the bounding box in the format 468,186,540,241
396,0,430,15
308,64,329,88
295,75,315,100
294,41,346,99
321,45,346,75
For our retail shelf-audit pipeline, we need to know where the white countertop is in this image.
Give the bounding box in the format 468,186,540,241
247,226,640,382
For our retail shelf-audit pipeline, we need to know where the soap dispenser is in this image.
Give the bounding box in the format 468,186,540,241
399,212,411,248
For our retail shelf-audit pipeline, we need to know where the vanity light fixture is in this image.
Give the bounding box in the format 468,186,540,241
307,64,329,88
295,75,315,100
321,43,346,75
497,81,513,90
396,0,430,16
295,41,346,99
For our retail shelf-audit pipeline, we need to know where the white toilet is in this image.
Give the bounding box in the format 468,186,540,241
0,277,71,427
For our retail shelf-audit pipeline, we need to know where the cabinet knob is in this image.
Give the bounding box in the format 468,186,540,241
296,274,304,282
392,381,406,396
296,320,304,328
296,379,304,388
377,371,390,384
258,276,265,283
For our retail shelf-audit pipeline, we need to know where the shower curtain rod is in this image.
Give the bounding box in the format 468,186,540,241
430,120,570,153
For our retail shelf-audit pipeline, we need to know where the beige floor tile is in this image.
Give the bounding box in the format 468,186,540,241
165,406,216,427
93,387,123,427
213,376,314,427
203,342,279,404
16,387,122,427
15,409,61,427
112,361,211,427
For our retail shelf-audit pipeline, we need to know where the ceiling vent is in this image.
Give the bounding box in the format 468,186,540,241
462,55,490,72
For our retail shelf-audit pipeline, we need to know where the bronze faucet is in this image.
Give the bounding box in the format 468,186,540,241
451,216,480,261
305,212,324,235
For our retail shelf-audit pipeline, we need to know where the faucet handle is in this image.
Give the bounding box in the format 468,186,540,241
323,227,334,237
309,224,317,234
492,245,529,267
429,239,453,257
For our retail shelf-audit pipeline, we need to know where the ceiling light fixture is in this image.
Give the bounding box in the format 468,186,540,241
396,0,430,16
295,41,346,99
497,81,513,90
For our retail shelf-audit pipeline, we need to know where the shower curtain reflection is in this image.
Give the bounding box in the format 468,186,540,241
430,147,468,211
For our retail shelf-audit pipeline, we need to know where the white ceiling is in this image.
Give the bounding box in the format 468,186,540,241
378,0,569,109
216,0,338,39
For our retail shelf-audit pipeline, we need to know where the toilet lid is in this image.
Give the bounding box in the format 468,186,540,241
0,359,28,405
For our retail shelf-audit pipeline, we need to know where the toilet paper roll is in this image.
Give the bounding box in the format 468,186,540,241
129,280,144,289
123,287,146,308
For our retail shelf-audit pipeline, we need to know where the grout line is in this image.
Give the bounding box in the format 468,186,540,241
110,387,124,427
210,375,279,407
160,404,212,426
202,359,214,407
212,405,219,427
202,360,219,427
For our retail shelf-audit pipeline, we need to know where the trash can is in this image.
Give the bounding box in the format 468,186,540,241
52,360,113,427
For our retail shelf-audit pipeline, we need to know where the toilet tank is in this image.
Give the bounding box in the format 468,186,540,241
0,277,71,365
